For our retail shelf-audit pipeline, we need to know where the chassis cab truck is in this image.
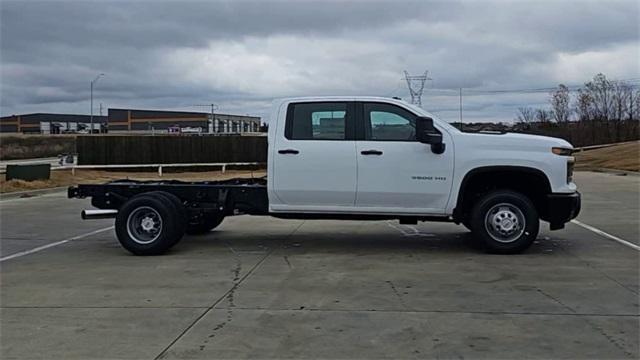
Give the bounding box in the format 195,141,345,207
69,96,581,255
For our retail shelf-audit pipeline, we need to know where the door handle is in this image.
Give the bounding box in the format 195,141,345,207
278,149,300,155
360,150,383,155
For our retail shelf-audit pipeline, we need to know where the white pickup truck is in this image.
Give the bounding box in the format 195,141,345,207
69,96,581,255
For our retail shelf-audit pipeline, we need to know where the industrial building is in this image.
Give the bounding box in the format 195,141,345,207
0,113,107,134
107,108,261,133
0,108,262,134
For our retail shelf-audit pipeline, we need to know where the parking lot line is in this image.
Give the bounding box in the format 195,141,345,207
0,226,114,262
571,219,640,251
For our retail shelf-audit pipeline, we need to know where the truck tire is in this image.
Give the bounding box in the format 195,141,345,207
469,190,539,254
115,193,184,255
186,215,224,235
146,191,187,245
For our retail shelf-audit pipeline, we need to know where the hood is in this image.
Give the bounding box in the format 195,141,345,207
459,131,573,151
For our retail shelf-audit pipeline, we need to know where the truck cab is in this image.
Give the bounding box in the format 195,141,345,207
268,97,456,215
268,96,578,230
70,96,580,255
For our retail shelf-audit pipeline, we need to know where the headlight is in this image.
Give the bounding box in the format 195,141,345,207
567,157,575,183
552,147,574,156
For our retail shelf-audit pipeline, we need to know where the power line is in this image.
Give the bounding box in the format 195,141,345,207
383,80,406,98
393,76,640,123
390,77,640,98
416,80,640,97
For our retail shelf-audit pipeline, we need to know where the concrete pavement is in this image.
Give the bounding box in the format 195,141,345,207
0,171,638,359
572,171,640,245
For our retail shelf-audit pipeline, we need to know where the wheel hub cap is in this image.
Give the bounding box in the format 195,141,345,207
141,217,156,232
126,206,163,245
484,203,526,243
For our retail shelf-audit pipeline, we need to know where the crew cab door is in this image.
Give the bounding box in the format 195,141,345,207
355,102,454,213
271,101,357,209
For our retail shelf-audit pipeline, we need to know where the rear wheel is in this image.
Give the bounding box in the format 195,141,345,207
146,191,187,245
115,193,184,255
186,214,224,235
469,190,539,254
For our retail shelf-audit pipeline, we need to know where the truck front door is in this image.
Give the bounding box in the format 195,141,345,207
271,101,357,209
355,101,454,214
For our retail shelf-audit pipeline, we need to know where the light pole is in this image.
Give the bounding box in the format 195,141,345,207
90,73,104,134
193,103,218,133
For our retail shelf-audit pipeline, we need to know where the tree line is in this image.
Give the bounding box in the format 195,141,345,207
514,73,639,146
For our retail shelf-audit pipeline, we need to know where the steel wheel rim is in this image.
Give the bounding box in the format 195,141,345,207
126,206,163,244
484,202,526,243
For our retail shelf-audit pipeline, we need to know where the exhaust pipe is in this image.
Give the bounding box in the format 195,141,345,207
82,209,118,220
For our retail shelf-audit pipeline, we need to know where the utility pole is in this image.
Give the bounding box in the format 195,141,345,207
459,87,463,131
193,103,219,133
403,70,431,107
629,91,634,121
99,103,104,134
90,73,104,134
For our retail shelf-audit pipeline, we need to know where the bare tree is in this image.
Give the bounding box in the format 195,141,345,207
511,73,639,146
611,81,632,141
516,107,536,123
628,88,640,121
575,89,594,122
584,73,615,121
535,109,553,123
551,84,571,122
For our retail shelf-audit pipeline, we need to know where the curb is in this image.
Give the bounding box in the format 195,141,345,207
0,186,68,201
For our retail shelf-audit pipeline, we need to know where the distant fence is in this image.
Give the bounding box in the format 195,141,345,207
77,135,267,165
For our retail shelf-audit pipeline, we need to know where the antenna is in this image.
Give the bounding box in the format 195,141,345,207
403,70,431,107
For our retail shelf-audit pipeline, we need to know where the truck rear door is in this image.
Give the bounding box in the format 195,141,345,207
271,101,357,209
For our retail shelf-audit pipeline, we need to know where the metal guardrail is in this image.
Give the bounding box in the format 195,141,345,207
573,140,638,152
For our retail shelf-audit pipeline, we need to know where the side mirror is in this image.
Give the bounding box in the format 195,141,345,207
415,117,445,154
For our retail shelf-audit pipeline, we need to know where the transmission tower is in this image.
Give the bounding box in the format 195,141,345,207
403,70,431,107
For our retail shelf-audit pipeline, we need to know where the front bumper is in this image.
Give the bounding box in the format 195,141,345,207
546,191,581,230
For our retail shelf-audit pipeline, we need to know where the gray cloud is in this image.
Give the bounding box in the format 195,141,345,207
1,0,638,122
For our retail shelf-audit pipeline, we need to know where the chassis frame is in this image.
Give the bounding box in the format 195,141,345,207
68,178,270,218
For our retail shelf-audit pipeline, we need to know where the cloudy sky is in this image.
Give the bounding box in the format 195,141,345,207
1,0,638,123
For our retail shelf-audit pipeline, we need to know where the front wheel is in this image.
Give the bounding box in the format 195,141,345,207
469,190,539,254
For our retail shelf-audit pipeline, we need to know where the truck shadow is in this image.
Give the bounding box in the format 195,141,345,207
176,230,554,256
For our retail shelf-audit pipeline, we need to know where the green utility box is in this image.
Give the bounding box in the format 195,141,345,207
6,164,51,181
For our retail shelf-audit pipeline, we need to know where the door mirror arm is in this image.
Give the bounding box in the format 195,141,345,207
415,116,446,154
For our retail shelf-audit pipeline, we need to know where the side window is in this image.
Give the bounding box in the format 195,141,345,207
286,102,348,140
364,103,417,141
